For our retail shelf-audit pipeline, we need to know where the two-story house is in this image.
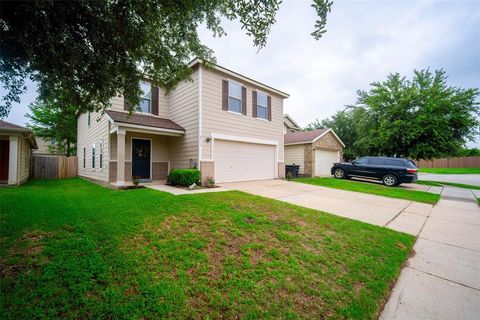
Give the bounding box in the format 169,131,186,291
77,59,289,186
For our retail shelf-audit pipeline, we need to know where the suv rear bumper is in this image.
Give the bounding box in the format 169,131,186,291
400,174,418,184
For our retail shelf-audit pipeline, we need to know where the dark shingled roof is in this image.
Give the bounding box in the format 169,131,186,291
284,128,329,144
106,110,185,132
0,120,30,131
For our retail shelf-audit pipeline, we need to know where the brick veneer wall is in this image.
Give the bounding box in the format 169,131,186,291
200,160,214,186
303,131,343,177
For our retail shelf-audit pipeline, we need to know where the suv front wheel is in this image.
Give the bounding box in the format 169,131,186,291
333,168,346,179
382,174,398,187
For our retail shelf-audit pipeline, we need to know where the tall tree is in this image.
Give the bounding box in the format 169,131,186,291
305,108,362,161
307,69,479,160
0,0,333,117
27,96,77,156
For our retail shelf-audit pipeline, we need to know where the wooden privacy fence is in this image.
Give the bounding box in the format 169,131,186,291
32,155,78,179
417,156,480,168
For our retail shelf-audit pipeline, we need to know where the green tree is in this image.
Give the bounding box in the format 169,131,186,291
305,108,362,161
307,69,479,160
27,96,77,156
0,0,332,117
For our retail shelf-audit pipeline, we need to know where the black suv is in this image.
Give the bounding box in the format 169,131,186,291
330,157,418,186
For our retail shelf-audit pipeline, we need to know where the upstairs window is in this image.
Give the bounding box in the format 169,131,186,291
228,81,242,113
139,81,151,113
87,112,91,126
256,92,268,120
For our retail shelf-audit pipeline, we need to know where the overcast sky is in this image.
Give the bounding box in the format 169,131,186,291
2,0,480,146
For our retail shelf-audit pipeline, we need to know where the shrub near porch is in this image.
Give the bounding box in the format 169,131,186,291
0,179,414,319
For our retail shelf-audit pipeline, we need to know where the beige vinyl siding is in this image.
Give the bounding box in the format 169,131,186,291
284,144,306,174
77,111,110,182
110,88,169,118
167,69,199,169
201,68,284,162
18,137,31,184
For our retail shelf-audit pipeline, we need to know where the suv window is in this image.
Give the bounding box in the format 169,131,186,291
368,158,386,165
386,159,406,167
406,160,417,169
355,158,369,165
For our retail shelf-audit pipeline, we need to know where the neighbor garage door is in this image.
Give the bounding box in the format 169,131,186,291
315,149,340,176
214,140,276,183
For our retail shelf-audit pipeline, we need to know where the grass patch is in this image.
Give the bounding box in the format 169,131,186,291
417,180,480,190
0,178,414,319
294,177,440,205
419,168,480,174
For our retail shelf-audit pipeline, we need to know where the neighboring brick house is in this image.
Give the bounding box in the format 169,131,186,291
77,58,289,186
284,128,344,177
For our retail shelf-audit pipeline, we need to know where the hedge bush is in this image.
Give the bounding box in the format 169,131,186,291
168,169,201,186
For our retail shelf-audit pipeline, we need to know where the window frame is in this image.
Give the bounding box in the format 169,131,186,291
92,144,96,170
227,81,243,114
99,140,103,170
138,81,152,114
256,91,268,120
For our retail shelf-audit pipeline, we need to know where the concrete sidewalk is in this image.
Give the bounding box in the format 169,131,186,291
419,173,480,186
381,186,480,320
221,179,433,236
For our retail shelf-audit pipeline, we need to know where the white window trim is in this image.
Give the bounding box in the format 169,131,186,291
99,140,104,171
139,81,152,114
227,80,243,114
92,143,96,171
256,91,268,120
83,147,86,170
227,110,244,116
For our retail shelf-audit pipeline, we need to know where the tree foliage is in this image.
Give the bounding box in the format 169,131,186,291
0,0,333,117
27,96,77,156
307,69,480,160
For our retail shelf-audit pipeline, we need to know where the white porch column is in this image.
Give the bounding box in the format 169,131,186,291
8,136,19,185
116,128,126,186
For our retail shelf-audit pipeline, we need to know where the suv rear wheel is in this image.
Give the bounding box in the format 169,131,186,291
333,168,346,179
382,174,398,187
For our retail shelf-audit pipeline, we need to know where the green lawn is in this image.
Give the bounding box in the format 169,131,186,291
416,180,480,190
294,177,440,205
0,178,414,319
419,168,480,174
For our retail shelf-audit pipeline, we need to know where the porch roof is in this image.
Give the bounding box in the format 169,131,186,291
106,110,185,133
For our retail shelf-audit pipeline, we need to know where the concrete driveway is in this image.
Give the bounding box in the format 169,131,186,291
419,172,480,186
221,179,433,236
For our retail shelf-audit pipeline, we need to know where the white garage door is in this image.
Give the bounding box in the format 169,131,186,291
215,140,276,183
315,149,340,176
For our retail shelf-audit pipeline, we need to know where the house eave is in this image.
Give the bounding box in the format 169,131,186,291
189,58,290,98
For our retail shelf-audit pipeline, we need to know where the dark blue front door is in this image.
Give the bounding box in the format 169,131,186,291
132,139,151,179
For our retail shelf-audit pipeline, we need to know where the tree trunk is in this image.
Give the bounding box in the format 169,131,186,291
66,139,71,157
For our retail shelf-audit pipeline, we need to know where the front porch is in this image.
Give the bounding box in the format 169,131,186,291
105,110,186,187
